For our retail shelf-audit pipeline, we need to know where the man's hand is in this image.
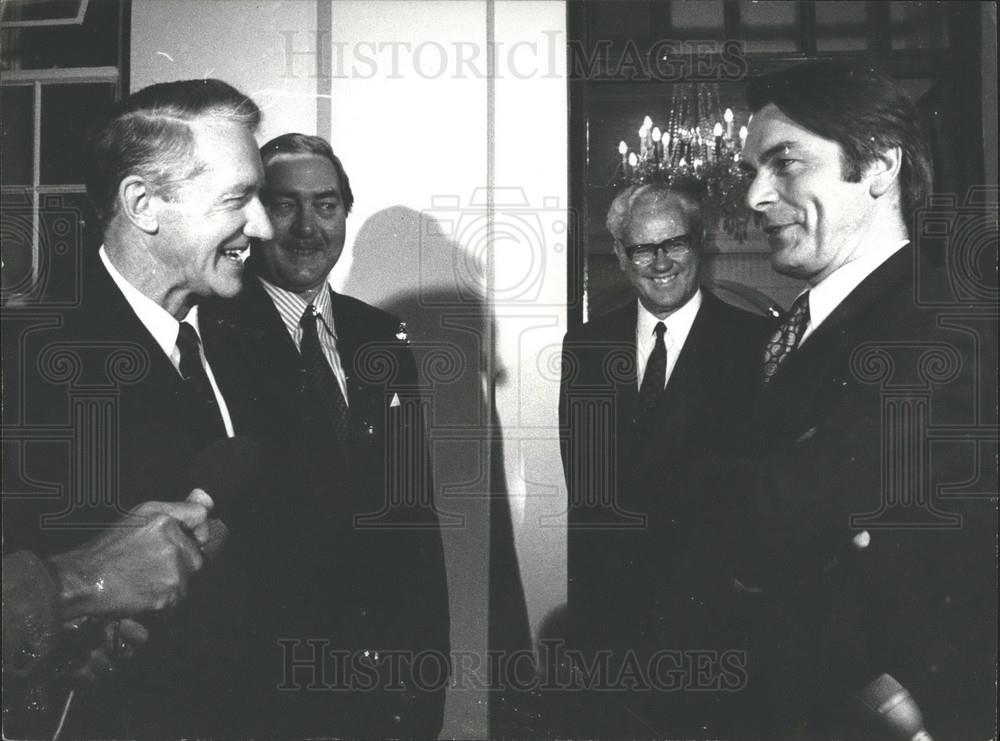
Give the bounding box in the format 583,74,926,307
46,491,215,621
60,618,150,687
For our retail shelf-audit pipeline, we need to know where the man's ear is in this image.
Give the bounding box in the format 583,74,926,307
118,176,159,234
613,240,630,271
868,145,903,199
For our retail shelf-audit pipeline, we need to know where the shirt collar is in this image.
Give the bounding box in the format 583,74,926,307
806,239,908,337
636,288,702,346
257,276,338,338
99,245,197,356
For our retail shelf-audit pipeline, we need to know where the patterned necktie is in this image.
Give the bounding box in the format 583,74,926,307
762,291,810,385
299,305,350,444
637,321,667,416
176,322,226,441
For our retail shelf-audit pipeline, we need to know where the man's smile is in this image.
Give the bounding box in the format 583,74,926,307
646,274,678,286
220,244,249,262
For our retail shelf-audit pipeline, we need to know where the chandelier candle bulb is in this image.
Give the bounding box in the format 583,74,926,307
612,84,752,242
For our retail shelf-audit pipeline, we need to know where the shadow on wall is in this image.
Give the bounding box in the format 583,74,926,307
345,206,535,738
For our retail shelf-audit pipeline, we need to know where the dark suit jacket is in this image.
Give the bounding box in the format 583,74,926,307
739,244,997,738
201,270,450,739
1,254,262,738
559,290,769,738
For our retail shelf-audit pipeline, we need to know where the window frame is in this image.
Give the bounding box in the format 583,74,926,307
1,0,130,304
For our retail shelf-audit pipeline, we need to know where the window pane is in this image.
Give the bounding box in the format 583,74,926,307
1,85,34,185
1,0,121,71
890,1,949,50
816,2,870,52
40,83,115,185
740,1,800,54
588,2,653,44
669,0,724,39
1,0,85,24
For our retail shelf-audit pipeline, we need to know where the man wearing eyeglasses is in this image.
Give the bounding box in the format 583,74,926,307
558,181,768,738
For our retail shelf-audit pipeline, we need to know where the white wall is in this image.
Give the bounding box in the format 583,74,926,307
492,0,567,652
131,2,568,738
321,5,493,737
130,0,318,143
321,4,568,736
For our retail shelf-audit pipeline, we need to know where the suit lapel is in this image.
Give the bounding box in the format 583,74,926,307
651,293,718,430
760,244,913,435
83,259,188,407
663,292,718,394
329,288,381,440
328,289,359,405
771,244,912,392
611,302,639,418
641,293,720,445
203,277,296,430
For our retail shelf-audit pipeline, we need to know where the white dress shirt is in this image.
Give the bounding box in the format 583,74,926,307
99,246,235,436
635,288,703,389
800,239,909,345
257,275,349,402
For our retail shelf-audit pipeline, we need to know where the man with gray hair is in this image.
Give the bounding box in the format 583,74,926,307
3,78,273,738
559,181,768,738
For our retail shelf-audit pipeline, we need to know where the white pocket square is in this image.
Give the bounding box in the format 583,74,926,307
389,393,401,408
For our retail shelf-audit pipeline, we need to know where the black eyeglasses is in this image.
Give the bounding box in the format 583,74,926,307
623,235,693,266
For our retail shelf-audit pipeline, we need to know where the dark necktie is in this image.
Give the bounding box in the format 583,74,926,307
762,291,810,385
176,321,226,441
299,305,350,444
637,321,667,417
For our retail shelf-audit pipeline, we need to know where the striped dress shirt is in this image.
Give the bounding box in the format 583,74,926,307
258,277,350,403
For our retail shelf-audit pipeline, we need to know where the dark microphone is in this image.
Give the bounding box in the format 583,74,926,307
182,436,266,559
852,673,933,741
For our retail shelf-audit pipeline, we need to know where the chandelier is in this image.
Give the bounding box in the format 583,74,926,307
614,83,752,242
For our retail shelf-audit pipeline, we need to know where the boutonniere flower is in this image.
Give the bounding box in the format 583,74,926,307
395,322,409,343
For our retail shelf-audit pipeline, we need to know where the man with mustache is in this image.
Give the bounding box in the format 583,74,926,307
2,78,275,737
736,62,996,737
203,133,450,739
559,181,767,738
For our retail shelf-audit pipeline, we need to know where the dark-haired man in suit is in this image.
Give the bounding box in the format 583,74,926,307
559,182,768,738
737,62,996,738
203,133,450,739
